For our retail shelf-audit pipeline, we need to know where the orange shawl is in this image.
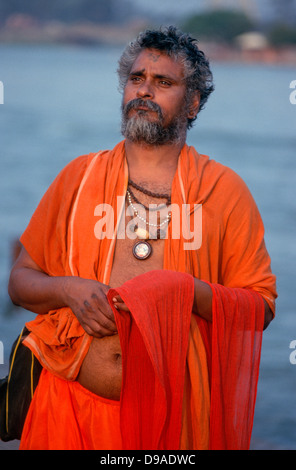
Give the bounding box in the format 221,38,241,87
20,140,277,449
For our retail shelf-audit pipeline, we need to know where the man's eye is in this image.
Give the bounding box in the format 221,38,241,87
130,76,142,83
159,80,171,87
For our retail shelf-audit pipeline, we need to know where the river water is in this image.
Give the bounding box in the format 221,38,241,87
0,44,295,450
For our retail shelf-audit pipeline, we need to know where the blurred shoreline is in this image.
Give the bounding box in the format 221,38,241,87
0,17,296,66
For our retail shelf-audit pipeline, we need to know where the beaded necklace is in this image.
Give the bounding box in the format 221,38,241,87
126,179,172,260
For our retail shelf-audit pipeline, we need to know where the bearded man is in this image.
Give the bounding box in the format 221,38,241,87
8,26,277,450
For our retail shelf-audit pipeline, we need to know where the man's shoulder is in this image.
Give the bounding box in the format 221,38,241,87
64,150,105,171
59,141,125,187
186,147,256,213
64,143,123,172
57,149,110,182
193,150,248,192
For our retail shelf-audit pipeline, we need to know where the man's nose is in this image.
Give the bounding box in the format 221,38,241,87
136,81,154,99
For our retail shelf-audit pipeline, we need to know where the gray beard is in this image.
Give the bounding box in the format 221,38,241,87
121,98,187,146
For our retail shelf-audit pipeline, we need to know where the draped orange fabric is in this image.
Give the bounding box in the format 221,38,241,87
19,369,123,450
110,276,265,450
20,269,194,451
108,270,195,450
208,283,264,449
19,140,277,449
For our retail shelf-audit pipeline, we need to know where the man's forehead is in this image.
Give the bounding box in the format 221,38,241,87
130,48,185,79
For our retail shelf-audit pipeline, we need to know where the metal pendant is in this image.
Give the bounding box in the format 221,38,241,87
132,240,152,260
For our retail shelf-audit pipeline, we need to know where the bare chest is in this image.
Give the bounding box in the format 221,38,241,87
108,234,165,288
108,189,170,288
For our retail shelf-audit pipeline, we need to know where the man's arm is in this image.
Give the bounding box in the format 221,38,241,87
12,247,272,334
191,278,272,330
112,276,272,329
8,246,122,338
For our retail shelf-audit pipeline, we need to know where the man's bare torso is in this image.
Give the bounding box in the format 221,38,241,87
77,186,169,400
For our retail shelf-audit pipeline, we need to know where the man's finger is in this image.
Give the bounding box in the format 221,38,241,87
82,298,117,331
90,292,116,323
112,295,130,312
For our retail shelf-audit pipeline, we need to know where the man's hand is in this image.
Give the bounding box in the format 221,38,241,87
8,246,130,339
62,277,128,338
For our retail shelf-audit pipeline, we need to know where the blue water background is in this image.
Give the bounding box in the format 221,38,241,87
0,44,295,449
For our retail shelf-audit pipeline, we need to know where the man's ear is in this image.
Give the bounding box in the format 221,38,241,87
187,92,200,120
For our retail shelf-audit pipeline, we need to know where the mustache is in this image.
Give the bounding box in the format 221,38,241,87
122,98,163,120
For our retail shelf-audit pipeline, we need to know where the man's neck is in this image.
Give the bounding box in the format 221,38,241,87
124,139,185,182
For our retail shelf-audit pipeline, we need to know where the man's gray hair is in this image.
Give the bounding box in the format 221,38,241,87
117,26,214,129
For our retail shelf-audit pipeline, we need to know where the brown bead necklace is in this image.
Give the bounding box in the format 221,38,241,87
128,179,171,207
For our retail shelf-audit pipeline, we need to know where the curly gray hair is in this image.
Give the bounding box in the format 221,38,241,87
117,26,214,129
